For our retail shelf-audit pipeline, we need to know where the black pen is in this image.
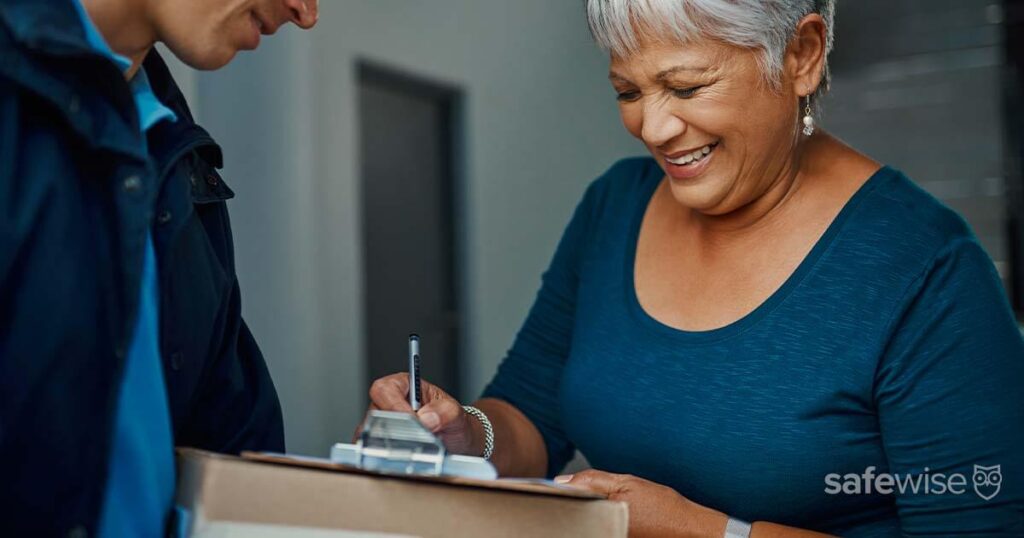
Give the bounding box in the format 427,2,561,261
408,334,422,411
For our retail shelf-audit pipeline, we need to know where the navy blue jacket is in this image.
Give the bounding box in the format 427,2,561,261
0,0,285,535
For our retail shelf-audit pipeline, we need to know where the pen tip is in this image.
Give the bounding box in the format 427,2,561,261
408,333,419,340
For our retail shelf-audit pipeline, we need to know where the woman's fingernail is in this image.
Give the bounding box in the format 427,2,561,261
554,474,573,484
420,412,440,430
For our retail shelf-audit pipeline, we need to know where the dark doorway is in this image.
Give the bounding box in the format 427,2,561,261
358,62,463,398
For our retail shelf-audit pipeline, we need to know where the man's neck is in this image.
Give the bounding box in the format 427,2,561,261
80,0,155,79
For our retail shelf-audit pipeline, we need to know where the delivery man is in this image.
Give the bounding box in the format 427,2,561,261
0,0,317,535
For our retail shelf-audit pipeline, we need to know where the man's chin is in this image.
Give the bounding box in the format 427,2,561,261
169,45,238,71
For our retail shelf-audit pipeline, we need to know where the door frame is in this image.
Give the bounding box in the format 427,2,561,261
355,59,468,396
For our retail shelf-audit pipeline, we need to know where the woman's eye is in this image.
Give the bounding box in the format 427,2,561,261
670,86,703,99
615,90,641,102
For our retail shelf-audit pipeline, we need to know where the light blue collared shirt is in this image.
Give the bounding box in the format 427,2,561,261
70,2,179,537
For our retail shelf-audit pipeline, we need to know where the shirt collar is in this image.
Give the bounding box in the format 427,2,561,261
69,0,131,73
69,0,177,132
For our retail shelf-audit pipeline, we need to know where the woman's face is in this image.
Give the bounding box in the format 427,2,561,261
610,39,801,215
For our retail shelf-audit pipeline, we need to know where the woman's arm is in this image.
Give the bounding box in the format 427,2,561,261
558,470,838,538
749,523,834,538
471,397,548,477
872,238,1024,533
473,172,612,477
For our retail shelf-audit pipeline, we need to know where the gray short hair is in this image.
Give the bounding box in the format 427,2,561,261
586,0,836,98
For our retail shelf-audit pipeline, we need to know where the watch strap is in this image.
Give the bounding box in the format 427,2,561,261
724,517,752,538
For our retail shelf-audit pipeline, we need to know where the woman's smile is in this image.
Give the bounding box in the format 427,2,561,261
663,141,719,180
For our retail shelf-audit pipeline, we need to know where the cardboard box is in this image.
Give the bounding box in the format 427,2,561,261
175,449,628,538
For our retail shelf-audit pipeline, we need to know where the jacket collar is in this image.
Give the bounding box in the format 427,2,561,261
0,0,144,159
143,49,223,173
0,0,91,56
0,0,222,171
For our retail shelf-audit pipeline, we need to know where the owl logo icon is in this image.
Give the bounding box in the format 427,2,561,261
972,464,1002,501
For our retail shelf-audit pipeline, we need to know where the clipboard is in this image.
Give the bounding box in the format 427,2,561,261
239,410,603,500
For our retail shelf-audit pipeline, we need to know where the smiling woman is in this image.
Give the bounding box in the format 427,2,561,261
596,0,842,217
365,0,1024,537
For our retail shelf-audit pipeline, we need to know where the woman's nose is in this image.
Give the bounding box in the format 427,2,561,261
640,98,686,149
286,0,318,29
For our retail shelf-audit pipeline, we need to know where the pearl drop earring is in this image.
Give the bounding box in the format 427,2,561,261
802,95,815,136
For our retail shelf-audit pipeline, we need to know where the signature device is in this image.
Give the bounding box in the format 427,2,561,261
331,410,497,480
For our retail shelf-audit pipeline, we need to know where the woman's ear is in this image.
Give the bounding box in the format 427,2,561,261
786,13,828,96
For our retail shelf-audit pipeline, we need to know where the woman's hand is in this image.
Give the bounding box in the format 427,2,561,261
357,373,481,456
555,470,727,538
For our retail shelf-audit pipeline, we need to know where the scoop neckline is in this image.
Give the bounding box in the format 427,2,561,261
623,161,896,344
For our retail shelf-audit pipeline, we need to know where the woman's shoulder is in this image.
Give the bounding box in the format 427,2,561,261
861,166,977,251
813,136,977,259
832,165,999,299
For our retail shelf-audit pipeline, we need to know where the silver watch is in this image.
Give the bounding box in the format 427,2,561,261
725,517,752,538
461,405,494,460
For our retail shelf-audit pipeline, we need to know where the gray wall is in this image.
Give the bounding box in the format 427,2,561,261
824,0,1011,286
170,2,640,456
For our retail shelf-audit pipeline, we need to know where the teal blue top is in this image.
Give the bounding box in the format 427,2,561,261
483,158,1024,535
70,2,179,536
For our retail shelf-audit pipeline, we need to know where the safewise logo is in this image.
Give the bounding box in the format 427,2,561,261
824,464,1002,501
973,464,1003,501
